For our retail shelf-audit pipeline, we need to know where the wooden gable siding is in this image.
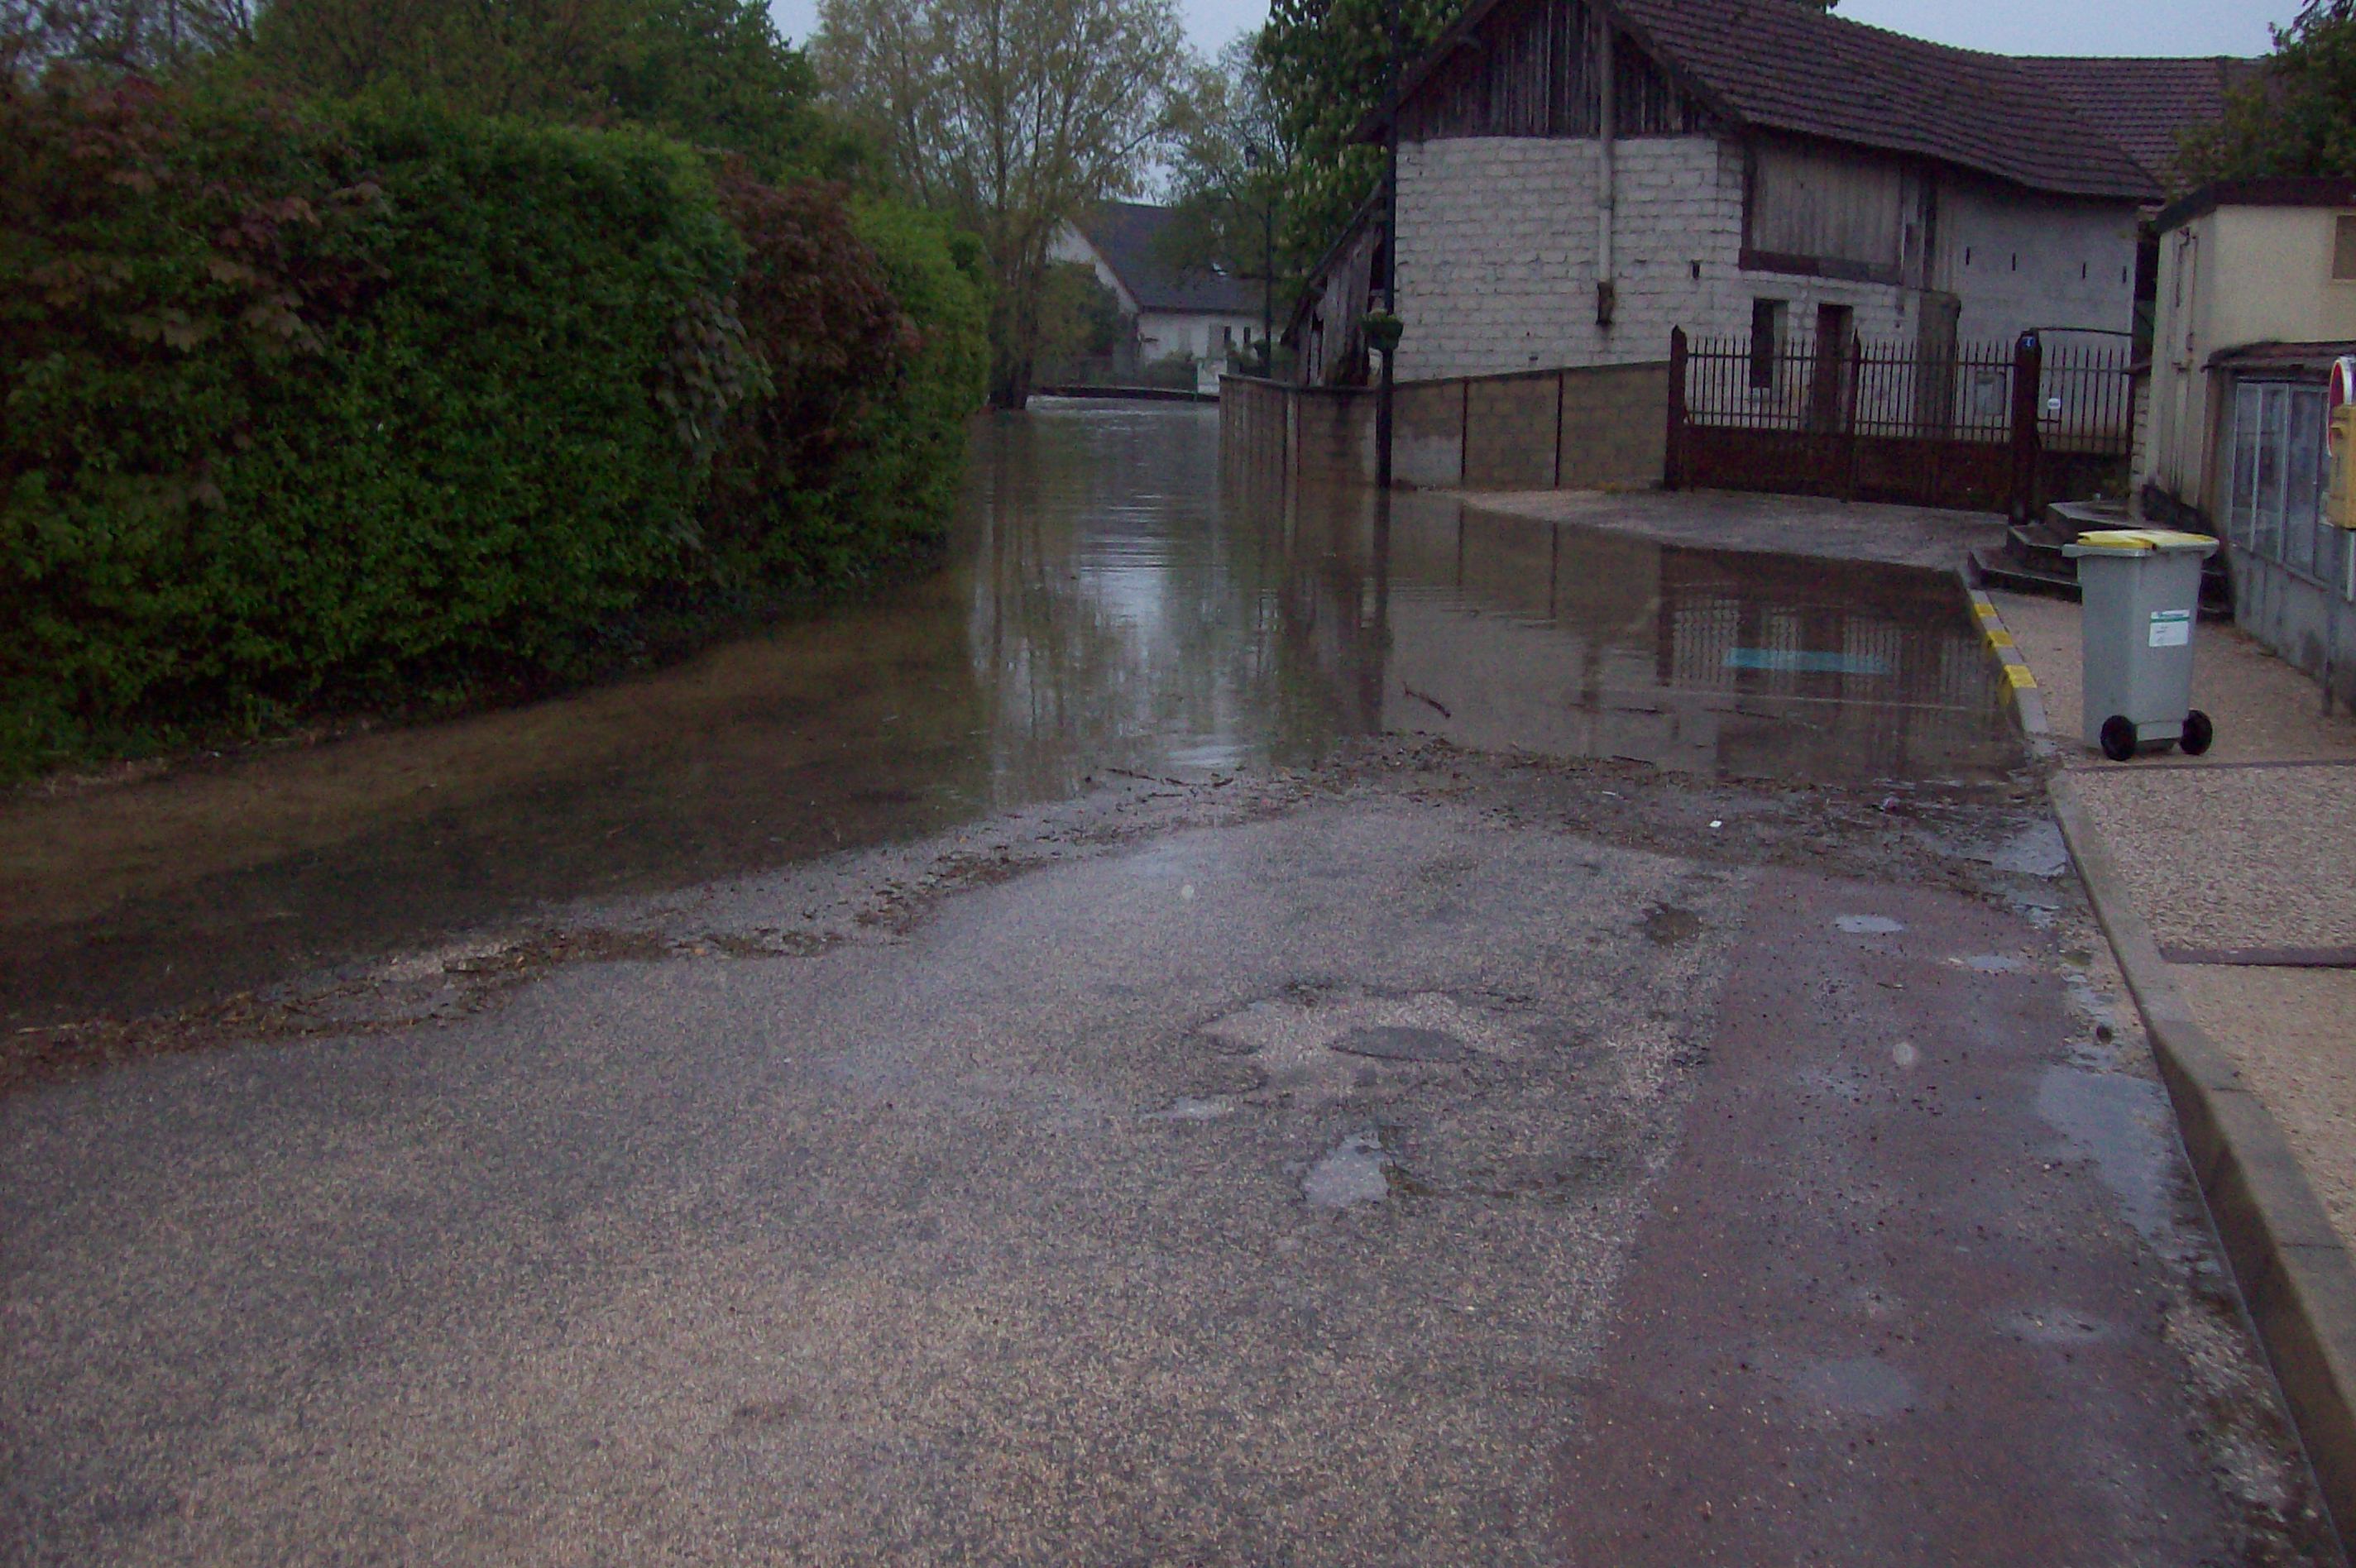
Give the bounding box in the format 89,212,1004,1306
1740,136,1936,287
1398,0,1710,141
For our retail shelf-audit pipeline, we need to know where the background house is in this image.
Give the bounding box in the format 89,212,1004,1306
2136,178,2356,702
1293,0,2237,395
1050,202,1267,370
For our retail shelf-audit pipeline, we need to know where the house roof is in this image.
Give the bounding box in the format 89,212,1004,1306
2007,56,2258,190
2156,176,2356,234
1362,0,2176,203
1073,202,1259,316
2206,340,2356,378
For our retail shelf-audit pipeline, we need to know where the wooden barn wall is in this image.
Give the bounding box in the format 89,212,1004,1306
1398,0,1709,141
1745,141,1908,271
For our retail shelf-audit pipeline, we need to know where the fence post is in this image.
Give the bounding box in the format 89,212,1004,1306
2009,331,2043,524
1843,333,1865,503
1553,369,1566,490
1665,327,1688,491
1459,378,1471,485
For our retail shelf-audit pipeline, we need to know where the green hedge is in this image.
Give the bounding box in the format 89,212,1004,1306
0,76,986,779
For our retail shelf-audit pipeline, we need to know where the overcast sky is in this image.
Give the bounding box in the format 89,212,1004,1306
769,0,2288,60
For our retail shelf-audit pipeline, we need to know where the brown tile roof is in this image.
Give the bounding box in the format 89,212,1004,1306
1371,0,2193,202
2008,56,2258,189
1607,0,2158,200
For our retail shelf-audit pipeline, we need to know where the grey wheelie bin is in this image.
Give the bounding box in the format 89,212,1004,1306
2061,528,2218,762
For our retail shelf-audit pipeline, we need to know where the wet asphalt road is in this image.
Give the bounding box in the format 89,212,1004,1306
0,751,2338,1565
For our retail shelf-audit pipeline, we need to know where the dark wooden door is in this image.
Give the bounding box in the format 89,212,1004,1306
1808,304,1853,432
1913,294,1961,437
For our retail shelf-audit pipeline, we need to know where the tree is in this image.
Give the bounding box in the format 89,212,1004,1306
2181,1,2356,184
3,0,254,75
248,0,620,119
245,0,845,173
1257,0,1455,291
813,0,1187,408
1032,259,1124,379
1161,34,1286,359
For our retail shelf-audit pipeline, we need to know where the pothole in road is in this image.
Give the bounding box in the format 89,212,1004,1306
1328,1025,1471,1064
1141,1096,1236,1122
1639,904,1706,946
1951,820,2071,879
1303,1128,1392,1209
1195,988,1528,1096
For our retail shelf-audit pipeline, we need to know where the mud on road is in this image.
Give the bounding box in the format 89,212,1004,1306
1,741,2338,1566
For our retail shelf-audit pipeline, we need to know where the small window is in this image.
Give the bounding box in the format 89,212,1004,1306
2334,215,2356,282
1748,299,1786,389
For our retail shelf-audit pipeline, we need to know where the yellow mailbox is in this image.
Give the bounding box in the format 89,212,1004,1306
2334,356,2356,529
2335,403,2356,530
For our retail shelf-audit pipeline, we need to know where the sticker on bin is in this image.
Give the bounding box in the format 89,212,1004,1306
2148,608,2192,648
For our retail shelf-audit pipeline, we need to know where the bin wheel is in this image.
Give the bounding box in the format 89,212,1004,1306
2181,710,2215,757
2100,715,2138,762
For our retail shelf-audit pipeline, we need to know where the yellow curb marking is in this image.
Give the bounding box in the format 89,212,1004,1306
1973,601,1999,619
2004,664,2038,689
1985,629,2016,649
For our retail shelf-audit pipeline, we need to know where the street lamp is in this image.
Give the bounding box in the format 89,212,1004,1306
1244,141,1276,379
1376,0,1400,488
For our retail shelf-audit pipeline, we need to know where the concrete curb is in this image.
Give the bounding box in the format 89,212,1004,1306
1971,585,2356,1552
1964,584,2052,749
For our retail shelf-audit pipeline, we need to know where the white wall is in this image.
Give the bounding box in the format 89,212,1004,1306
1929,179,2140,347
1393,136,1913,380
1393,134,2143,383
2139,202,2356,514
1137,310,1264,363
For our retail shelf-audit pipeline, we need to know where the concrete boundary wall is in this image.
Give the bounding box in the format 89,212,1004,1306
1220,362,1669,493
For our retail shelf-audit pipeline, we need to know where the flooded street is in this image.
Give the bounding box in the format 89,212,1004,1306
0,403,2012,1033
3,402,2339,1566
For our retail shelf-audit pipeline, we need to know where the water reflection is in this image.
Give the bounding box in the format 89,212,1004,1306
0,401,2013,1030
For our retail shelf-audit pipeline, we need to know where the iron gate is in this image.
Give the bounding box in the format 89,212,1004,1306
1665,328,2135,519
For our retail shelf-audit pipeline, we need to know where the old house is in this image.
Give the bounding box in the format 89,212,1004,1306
2136,178,2356,700
1050,202,1266,370
1292,0,2221,393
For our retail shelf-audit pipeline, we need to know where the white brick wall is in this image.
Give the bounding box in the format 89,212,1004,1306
1391,135,2140,381
1931,178,2140,348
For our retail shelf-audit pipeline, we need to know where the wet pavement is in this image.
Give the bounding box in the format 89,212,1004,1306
1557,864,2325,1562
0,752,2335,1565
2,403,2010,1037
0,405,2339,1564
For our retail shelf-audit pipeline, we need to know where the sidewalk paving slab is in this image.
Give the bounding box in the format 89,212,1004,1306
1460,487,2009,572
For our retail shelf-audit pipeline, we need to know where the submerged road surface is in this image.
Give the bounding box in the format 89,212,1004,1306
0,406,2339,1563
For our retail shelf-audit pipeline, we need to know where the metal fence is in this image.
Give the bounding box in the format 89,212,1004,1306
1675,334,2133,452
1667,329,2136,517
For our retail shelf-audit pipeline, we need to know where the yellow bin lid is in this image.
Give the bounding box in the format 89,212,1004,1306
2066,528,2217,554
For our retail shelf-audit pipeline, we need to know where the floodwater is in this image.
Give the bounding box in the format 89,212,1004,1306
0,402,2014,1031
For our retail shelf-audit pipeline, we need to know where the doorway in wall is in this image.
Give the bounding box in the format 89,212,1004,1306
1808,304,1855,432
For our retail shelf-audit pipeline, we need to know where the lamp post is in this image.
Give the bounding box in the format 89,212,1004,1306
1376,0,1400,488
1245,141,1276,378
